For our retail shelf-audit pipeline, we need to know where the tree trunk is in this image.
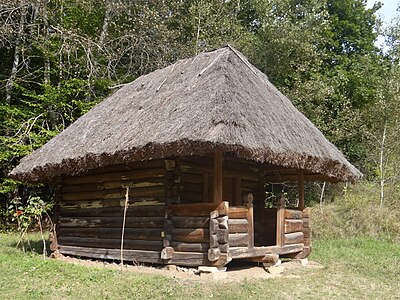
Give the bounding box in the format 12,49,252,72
5,2,27,103
379,123,387,208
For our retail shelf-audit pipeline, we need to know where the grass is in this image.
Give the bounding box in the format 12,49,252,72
0,233,399,300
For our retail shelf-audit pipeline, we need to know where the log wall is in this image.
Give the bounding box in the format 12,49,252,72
178,156,263,205
56,160,167,257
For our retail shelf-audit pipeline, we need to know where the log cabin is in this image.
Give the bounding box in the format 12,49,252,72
10,46,361,267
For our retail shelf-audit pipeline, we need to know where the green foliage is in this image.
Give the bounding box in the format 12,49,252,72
312,183,400,239
1,0,400,231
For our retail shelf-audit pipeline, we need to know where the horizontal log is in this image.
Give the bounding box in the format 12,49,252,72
63,168,166,185
171,216,209,228
229,243,304,259
59,216,164,228
59,245,162,263
59,205,165,218
58,236,163,251
179,182,203,193
62,178,165,193
60,198,165,210
284,232,304,245
303,227,311,238
161,247,174,260
61,204,165,217
240,180,259,190
284,209,302,219
228,219,249,233
281,246,311,259
172,228,209,243
171,242,209,252
104,180,165,191
179,192,204,203
228,207,248,219
302,207,311,218
180,173,204,184
208,248,221,262
171,203,221,217
62,188,124,201
245,253,279,264
229,233,249,247
60,199,122,210
285,219,303,234
83,159,166,175
59,227,163,241
179,163,212,174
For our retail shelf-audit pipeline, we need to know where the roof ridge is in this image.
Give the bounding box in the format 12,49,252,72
226,44,260,77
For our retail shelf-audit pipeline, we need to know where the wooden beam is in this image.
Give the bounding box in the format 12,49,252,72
214,149,223,203
276,197,285,247
298,170,305,209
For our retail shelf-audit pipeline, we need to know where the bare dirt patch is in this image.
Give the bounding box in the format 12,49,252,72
54,254,324,282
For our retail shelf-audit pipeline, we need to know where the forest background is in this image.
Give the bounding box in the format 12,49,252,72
0,0,399,238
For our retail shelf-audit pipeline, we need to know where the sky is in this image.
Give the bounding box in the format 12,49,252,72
367,0,399,49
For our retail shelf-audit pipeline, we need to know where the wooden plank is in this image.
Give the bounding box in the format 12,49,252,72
60,202,165,216
63,168,166,185
302,218,310,228
179,182,203,193
228,219,248,233
180,173,203,184
284,209,302,219
247,203,254,248
235,176,241,206
298,170,305,209
171,228,209,243
276,198,285,246
203,174,209,203
179,192,204,203
62,188,124,201
285,219,303,234
179,163,212,174
284,232,304,245
59,216,164,228
62,178,165,193
60,199,165,210
59,227,163,241
228,233,249,247
302,207,311,218
103,179,165,190
171,203,219,217
171,242,209,252
59,245,162,263
214,149,223,204
228,207,247,219
229,243,305,259
303,227,311,238
59,205,165,218
58,236,163,251
171,216,209,228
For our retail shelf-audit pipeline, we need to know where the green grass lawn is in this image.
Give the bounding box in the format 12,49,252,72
0,233,399,299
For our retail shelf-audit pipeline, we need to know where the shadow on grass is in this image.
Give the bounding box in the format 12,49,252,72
10,236,52,256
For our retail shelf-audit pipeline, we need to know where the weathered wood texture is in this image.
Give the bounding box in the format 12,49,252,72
58,245,223,267
253,208,276,247
57,161,167,255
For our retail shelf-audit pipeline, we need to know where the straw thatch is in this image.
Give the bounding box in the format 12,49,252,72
10,45,361,183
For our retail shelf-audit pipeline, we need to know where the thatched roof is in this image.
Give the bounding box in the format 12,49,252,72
10,45,361,183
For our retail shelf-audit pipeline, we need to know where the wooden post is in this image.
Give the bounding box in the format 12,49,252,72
276,196,285,247
213,149,223,204
298,170,305,210
243,193,254,248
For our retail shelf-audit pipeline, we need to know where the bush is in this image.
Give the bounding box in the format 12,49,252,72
312,183,400,239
